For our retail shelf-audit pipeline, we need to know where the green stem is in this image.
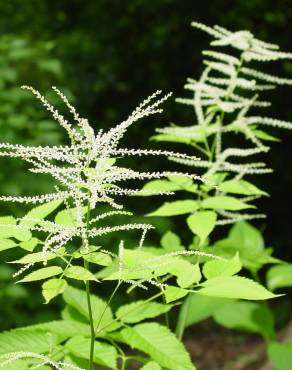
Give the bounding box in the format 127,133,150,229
85,260,95,370
95,281,121,334
96,291,163,334
175,294,191,340
83,200,94,370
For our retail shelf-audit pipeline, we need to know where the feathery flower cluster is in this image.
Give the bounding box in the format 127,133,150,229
0,351,83,370
0,86,207,286
153,22,292,225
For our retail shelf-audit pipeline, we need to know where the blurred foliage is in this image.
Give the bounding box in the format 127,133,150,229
0,36,72,215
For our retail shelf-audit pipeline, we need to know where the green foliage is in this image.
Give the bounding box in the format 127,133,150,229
116,301,172,324
213,300,275,339
196,276,279,300
267,341,292,370
120,323,196,370
206,222,279,273
187,211,217,246
266,264,292,291
65,336,118,369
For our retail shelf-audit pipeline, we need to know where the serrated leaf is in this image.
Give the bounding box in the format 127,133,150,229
83,252,112,266
19,238,40,252
147,200,199,217
161,231,184,252
141,361,162,370
63,286,115,331
0,216,31,242
151,134,192,144
19,266,63,283
11,227,32,242
11,248,65,264
0,216,17,239
202,196,254,210
206,222,273,272
196,276,280,300
267,341,292,370
168,175,194,189
55,207,87,226
121,323,196,370
18,320,90,340
65,336,117,369
213,300,275,339
64,266,97,281
136,180,181,196
42,278,67,303
218,179,267,196
0,238,17,252
177,294,227,327
164,286,189,303
266,264,292,291
202,253,241,279
187,211,217,245
20,199,63,227
116,301,172,324
0,330,52,356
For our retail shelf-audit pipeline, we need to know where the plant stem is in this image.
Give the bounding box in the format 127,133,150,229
83,200,95,370
175,293,191,340
85,259,95,370
95,281,121,334
96,291,163,334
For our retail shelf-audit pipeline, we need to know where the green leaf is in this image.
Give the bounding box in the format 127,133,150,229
19,238,40,252
151,134,192,145
83,252,112,266
11,227,32,242
168,175,197,192
202,253,241,279
177,294,227,327
156,259,201,288
20,199,62,227
218,179,267,196
187,211,217,245
18,320,90,341
0,330,52,356
207,222,275,272
116,301,172,324
18,266,63,283
253,129,280,142
0,239,17,252
161,231,184,252
0,216,31,241
0,216,17,239
42,278,67,303
64,266,97,281
55,207,87,226
63,286,114,331
141,361,162,370
267,341,292,370
266,264,292,291
65,336,117,369
201,196,254,211
218,179,268,195
147,200,199,217
213,300,275,339
11,249,65,264
172,262,201,288
164,286,189,304
196,276,280,300
136,180,181,196
121,323,196,370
